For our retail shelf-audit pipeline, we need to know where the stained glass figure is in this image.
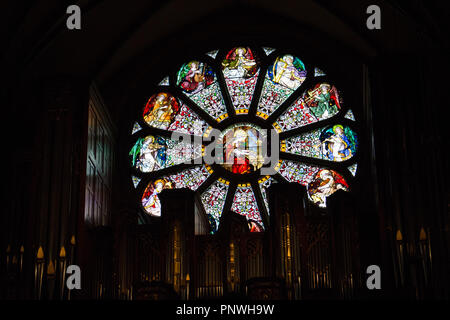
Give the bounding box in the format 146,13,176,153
344,109,356,121
206,50,219,59
258,176,277,216
307,169,349,207
132,176,141,188
177,61,228,121
262,47,276,56
257,54,307,118
348,163,357,176
320,125,357,161
273,96,318,133
314,67,326,77
159,76,170,86
200,178,230,233
222,47,259,114
302,83,341,120
132,122,142,134
219,123,265,174
231,184,264,232
142,178,173,216
129,135,201,172
283,125,357,162
143,93,207,135
143,92,180,130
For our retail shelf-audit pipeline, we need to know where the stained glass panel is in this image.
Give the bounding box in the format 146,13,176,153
348,163,357,176
159,76,170,86
143,93,207,136
231,184,264,232
302,82,341,121
131,46,359,226
222,47,259,114
283,124,358,162
314,67,326,77
200,178,230,233
177,61,228,121
278,160,321,186
129,135,202,172
141,178,174,217
258,176,277,216
257,54,307,118
132,122,142,134
165,165,212,191
307,169,349,207
344,109,356,121
206,50,219,59
132,176,141,188
273,96,317,133
262,47,275,56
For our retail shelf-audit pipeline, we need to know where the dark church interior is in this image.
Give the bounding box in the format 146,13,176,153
1,0,449,304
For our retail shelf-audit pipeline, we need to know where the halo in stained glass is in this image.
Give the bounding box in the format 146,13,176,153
130,46,359,230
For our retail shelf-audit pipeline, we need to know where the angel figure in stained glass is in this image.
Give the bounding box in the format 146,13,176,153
143,93,180,129
304,83,340,120
222,47,258,79
178,61,214,94
270,55,306,90
129,136,166,172
307,170,348,207
142,179,173,216
321,125,355,161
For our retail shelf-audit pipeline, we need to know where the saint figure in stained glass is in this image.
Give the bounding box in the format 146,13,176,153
178,61,214,94
269,55,306,90
142,178,173,216
143,93,180,129
222,47,258,79
320,125,357,162
222,126,264,174
303,83,340,120
307,169,348,207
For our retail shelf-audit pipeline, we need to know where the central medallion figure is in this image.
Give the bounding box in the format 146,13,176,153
219,123,266,174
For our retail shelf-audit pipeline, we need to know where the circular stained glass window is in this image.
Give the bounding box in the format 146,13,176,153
129,46,359,234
